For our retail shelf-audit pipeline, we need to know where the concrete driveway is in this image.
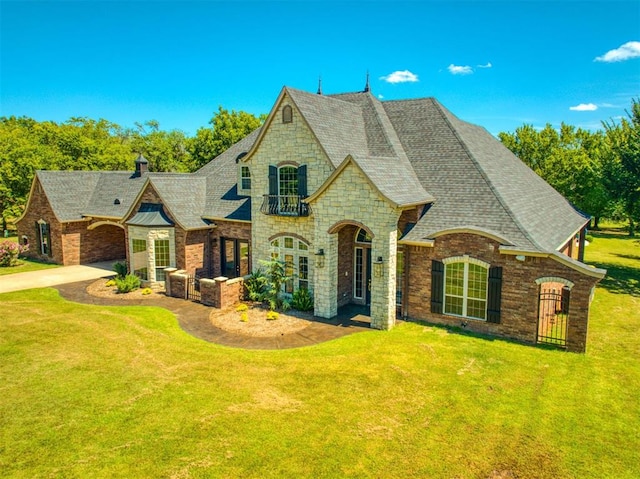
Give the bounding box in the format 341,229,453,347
0,261,119,294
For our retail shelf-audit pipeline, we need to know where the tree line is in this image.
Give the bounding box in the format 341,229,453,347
1,99,638,235
0,107,265,231
499,98,639,236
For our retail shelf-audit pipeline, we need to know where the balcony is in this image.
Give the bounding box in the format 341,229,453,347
260,195,310,217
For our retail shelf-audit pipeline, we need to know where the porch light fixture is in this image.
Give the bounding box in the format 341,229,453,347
315,248,325,268
373,256,383,278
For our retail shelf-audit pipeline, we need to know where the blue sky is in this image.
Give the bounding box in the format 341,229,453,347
1,1,639,137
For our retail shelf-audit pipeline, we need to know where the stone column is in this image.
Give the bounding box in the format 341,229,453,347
314,233,338,319
164,268,177,297
370,228,397,330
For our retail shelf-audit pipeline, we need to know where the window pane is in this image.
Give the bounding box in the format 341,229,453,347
134,267,148,281
444,295,463,315
132,239,146,253
154,239,170,282
467,264,488,300
284,237,294,249
467,299,487,320
445,263,464,297
354,248,363,298
285,254,294,294
299,256,308,290
298,241,308,251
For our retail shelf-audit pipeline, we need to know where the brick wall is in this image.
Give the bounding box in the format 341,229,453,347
16,178,126,265
200,276,245,309
405,232,601,352
337,224,357,307
210,221,252,278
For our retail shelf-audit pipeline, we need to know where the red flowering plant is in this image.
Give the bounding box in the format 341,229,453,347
0,241,29,267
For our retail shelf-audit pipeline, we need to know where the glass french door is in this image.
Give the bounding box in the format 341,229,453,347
222,238,249,278
354,246,372,305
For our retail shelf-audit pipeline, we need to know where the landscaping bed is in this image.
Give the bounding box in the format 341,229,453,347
210,302,314,337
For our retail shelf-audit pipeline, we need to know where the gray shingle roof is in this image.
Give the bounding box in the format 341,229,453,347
381,97,588,250
33,86,588,253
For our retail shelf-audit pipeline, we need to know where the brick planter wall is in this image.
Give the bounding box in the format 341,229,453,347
201,276,245,309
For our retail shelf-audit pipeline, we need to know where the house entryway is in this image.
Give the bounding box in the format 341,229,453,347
537,282,570,347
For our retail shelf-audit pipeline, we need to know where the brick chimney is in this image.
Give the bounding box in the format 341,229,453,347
133,154,149,178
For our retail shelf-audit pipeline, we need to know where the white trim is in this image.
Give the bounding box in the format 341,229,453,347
443,255,489,321
535,277,575,290
443,254,490,269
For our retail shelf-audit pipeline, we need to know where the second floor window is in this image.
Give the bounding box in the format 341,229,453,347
240,166,251,190
266,164,308,216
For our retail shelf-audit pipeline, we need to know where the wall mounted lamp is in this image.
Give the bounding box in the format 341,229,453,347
315,248,325,268
373,256,383,277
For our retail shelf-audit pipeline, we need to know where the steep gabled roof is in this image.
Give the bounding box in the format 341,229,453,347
35,170,115,221
381,97,588,251
84,172,148,218
146,175,209,229
197,127,258,221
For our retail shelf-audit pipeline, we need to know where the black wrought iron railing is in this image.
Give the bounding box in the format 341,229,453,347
260,195,310,217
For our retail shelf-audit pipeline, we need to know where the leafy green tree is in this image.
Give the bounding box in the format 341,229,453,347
129,121,191,173
188,107,265,171
499,122,611,226
603,98,640,236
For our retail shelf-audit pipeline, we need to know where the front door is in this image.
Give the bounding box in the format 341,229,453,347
354,246,372,305
222,238,249,278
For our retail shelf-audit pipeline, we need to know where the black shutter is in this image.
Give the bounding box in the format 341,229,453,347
431,260,444,314
35,222,41,254
297,165,307,197
297,165,308,215
487,266,502,323
268,165,278,213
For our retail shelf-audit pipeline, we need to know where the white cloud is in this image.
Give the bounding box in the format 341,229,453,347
569,103,598,111
448,64,473,75
379,70,419,84
477,62,492,68
594,41,640,62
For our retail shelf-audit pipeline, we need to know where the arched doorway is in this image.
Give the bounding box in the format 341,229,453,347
353,227,372,306
84,222,126,264
536,277,573,348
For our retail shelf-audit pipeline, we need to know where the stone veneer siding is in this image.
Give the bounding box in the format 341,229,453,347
311,161,401,329
247,96,332,290
405,232,601,352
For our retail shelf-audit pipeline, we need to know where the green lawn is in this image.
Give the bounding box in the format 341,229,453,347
0,236,59,276
0,234,638,478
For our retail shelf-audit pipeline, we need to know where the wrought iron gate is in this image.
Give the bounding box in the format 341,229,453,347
537,288,569,347
187,275,201,302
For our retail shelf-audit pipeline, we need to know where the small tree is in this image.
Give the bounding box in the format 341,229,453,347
245,259,292,311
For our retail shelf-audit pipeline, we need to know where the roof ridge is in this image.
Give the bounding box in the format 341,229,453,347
431,99,544,250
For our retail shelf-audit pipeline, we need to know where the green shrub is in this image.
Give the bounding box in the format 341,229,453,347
115,274,141,294
291,288,314,311
113,261,128,279
245,268,268,301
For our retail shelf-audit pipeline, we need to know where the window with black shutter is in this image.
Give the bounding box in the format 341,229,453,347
487,266,503,323
431,260,444,314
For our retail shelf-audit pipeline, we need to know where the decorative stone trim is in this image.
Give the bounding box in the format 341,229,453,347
327,220,374,237
535,276,575,290
443,255,490,269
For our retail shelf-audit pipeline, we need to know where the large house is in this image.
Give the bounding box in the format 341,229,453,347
16,85,605,352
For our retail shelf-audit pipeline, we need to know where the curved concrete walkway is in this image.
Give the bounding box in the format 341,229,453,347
0,261,118,294
53,280,373,350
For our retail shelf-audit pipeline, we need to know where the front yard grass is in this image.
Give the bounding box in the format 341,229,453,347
0,233,638,478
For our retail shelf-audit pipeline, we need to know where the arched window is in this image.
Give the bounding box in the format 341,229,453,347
443,257,488,320
355,227,372,243
282,105,293,123
270,236,310,293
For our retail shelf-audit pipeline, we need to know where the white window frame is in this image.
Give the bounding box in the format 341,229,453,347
270,235,310,294
443,255,490,321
